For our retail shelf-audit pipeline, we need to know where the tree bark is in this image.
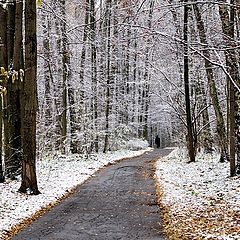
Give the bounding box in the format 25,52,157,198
19,0,40,195
184,0,195,162
60,1,68,154
0,4,7,183
9,0,23,178
90,0,99,152
103,0,112,153
219,0,239,175
193,2,228,160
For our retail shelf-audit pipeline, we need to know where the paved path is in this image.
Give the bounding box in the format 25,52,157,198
13,149,172,240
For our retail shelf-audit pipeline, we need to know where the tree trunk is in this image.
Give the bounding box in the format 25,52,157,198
19,0,40,195
184,0,195,162
60,1,77,154
4,2,15,178
193,2,228,160
0,4,7,183
90,0,99,152
9,0,23,178
103,0,112,153
143,0,155,140
219,0,239,175
60,1,67,154
42,9,53,140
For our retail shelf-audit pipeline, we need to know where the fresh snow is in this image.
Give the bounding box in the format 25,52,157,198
0,146,151,239
155,148,240,240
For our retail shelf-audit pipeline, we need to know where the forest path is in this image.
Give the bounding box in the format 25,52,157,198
13,148,172,240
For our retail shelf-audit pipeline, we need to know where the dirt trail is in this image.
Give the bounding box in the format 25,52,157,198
13,148,172,240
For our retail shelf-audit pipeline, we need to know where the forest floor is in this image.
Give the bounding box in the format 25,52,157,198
156,148,240,240
6,148,172,240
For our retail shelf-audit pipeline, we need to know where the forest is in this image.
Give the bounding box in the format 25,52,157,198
0,0,240,239
1,0,239,188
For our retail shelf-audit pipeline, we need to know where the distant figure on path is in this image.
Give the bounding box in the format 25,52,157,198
155,135,160,148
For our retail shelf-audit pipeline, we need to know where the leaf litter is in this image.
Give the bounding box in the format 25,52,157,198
155,148,240,240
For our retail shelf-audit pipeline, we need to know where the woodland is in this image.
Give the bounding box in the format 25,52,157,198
0,0,240,195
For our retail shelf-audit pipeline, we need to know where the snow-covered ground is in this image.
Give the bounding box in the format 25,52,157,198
0,143,150,240
155,148,240,240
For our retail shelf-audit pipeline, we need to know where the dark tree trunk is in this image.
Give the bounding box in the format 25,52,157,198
90,0,99,152
0,4,7,183
19,0,40,195
184,0,195,162
103,0,112,153
9,0,23,178
219,0,239,176
4,2,15,178
60,1,68,154
193,2,228,160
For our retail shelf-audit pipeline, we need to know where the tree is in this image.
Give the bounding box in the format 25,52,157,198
219,0,239,176
183,0,195,162
0,3,7,183
19,0,40,194
103,0,112,153
193,1,228,160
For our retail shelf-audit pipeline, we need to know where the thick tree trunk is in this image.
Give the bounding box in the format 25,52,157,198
19,0,40,195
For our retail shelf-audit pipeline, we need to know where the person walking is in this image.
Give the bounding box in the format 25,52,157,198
155,135,160,148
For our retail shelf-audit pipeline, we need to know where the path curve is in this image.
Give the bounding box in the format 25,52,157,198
13,149,172,240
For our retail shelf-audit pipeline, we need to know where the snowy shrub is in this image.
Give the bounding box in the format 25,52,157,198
108,124,148,151
125,138,149,150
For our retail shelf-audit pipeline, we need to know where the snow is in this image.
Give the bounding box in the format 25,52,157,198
155,148,240,240
0,146,151,239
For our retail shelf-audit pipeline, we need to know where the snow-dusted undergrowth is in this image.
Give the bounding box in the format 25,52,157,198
0,141,150,239
156,148,240,240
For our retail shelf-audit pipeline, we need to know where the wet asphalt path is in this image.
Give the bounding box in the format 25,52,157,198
13,148,172,240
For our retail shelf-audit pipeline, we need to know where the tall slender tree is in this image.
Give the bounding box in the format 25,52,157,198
193,1,228,161
183,0,195,162
219,0,239,176
0,3,7,183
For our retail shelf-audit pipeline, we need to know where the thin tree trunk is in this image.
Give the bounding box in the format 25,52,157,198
143,0,155,140
103,0,112,153
0,4,7,183
4,2,15,178
193,2,228,160
90,0,99,152
219,0,239,175
60,1,68,154
10,0,23,178
184,0,195,162
42,11,52,134
0,95,3,183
